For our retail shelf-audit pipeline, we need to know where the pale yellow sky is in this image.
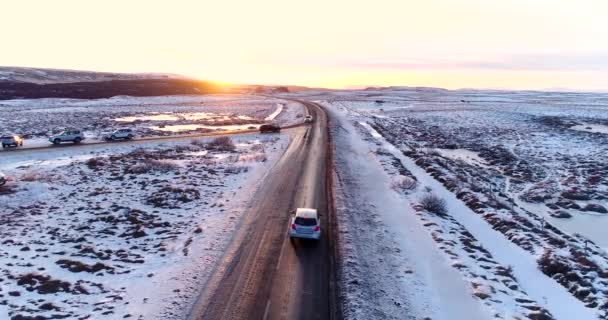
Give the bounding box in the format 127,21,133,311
2,0,607,90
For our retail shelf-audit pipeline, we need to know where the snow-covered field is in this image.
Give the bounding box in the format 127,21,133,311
287,88,608,320
0,94,304,148
0,123,291,319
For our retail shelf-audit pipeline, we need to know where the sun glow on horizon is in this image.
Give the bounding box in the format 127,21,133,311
2,0,608,91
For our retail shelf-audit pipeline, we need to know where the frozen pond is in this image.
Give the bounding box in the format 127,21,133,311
114,112,256,122
150,124,259,132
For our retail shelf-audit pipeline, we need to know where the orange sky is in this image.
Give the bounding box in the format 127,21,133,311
2,0,607,90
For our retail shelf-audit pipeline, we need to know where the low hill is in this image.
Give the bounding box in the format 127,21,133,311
0,66,185,84
0,67,220,100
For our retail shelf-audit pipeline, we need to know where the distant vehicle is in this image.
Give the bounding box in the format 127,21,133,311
259,124,281,133
49,130,85,145
0,172,5,186
1,135,23,148
105,128,134,141
289,208,321,240
304,115,314,123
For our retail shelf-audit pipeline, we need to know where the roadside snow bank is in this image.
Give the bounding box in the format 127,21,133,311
328,105,491,320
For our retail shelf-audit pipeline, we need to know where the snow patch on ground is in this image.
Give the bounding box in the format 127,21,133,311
264,103,284,121
571,123,608,134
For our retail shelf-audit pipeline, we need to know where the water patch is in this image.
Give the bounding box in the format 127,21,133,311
115,113,179,122
150,124,259,132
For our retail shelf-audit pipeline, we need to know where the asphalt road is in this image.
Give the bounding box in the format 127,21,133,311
187,100,337,320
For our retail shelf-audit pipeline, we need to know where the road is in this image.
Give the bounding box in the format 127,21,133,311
187,100,338,320
1,122,305,154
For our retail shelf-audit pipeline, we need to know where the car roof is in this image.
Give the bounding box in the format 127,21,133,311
295,208,318,218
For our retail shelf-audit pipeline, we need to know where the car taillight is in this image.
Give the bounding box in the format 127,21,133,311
314,226,320,232
291,224,296,230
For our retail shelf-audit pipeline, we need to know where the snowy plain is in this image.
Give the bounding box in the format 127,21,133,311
0,94,304,149
0,94,301,319
284,87,608,320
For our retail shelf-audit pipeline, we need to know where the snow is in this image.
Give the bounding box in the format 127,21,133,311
0,94,303,154
284,86,608,320
264,103,284,121
115,114,181,122
0,132,291,319
571,123,608,134
330,106,491,320
149,124,259,132
0,95,302,151
359,121,598,320
434,148,488,167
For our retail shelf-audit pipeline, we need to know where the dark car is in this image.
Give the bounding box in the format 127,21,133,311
259,124,281,133
1,135,23,148
0,172,5,186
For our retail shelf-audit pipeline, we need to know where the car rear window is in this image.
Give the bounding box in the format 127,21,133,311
295,217,317,226
1,136,13,139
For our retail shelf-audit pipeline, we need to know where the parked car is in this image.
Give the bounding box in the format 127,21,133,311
304,115,314,123
289,208,321,240
49,130,85,145
105,128,134,141
259,124,281,133
1,135,23,148
0,172,6,186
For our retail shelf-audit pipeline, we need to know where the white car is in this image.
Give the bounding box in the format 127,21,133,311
289,208,321,240
0,172,6,186
304,115,314,123
105,129,134,141
49,130,85,145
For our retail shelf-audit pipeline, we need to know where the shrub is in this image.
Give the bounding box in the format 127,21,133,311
224,165,248,174
538,249,573,279
146,186,200,208
420,193,447,215
190,139,206,147
85,157,105,169
250,144,265,152
238,153,267,162
126,159,179,174
207,136,236,152
20,171,55,183
391,176,417,191
173,145,195,153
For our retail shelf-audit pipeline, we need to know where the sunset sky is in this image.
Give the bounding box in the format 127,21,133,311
2,0,607,90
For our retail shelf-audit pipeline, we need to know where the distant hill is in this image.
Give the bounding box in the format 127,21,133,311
0,67,220,100
0,66,186,84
